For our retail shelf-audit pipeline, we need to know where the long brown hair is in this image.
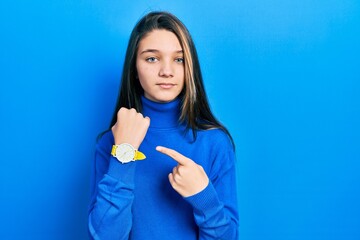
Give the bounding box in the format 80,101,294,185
109,11,234,147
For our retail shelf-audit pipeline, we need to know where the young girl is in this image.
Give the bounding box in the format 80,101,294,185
88,11,239,239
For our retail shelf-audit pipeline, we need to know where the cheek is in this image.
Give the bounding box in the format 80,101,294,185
137,64,152,84
138,73,149,89
177,68,185,86
144,66,155,74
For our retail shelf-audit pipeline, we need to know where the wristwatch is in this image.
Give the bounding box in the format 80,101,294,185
111,143,146,164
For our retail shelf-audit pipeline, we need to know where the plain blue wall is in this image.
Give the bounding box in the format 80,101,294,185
1,1,359,239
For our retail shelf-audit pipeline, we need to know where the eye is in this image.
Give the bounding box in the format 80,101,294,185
175,57,184,63
146,57,158,63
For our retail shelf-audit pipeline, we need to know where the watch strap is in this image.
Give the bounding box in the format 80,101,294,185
134,150,146,160
111,144,146,160
111,145,117,157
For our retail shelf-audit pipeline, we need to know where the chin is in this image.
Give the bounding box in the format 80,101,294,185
154,95,178,103
157,96,177,103
145,92,180,103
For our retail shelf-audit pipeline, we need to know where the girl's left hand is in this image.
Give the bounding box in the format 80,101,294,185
156,146,209,197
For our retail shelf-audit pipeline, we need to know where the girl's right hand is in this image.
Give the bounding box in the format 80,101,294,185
111,107,150,149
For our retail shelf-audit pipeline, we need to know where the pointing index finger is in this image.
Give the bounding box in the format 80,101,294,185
156,146,191,165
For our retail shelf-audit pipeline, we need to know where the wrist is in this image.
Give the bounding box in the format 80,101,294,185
111,143,146,164
113,136,139,149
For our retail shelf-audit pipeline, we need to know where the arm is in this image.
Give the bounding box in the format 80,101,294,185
185,152,239,240
88,133,136,240
156,141,239,239
88,108,150,240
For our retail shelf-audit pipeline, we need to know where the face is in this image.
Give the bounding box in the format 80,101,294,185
136,29,185,103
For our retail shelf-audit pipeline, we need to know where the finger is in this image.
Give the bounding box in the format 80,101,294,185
118,107,128,116
172,166,179,176
129,108,137,114
168,173,182,193
168,173,176,186
156,146,191,165
143,116,151,127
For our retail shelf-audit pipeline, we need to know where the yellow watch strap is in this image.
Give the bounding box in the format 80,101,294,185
111,145,117,157
134,150,146,160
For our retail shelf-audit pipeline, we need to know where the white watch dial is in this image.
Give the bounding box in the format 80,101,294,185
115,143,135,163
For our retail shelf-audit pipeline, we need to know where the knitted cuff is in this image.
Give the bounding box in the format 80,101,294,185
184,182,221,214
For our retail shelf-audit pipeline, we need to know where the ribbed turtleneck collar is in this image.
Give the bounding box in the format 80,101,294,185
141,96,182,129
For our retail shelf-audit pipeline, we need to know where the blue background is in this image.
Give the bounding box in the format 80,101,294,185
1,0,359,239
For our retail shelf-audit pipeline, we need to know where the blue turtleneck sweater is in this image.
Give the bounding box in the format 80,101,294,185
88,96,239,239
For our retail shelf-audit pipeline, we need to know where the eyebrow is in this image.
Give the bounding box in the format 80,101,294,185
139,49,183,55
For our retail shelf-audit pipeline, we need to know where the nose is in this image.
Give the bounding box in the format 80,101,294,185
159,61,174,78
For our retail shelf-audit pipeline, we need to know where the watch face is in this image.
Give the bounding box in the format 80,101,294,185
115,143,135,163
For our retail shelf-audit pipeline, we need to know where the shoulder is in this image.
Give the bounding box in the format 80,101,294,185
197,128,234,152
196,128,236,180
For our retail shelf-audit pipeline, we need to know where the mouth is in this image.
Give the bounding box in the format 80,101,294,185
156,83,176,89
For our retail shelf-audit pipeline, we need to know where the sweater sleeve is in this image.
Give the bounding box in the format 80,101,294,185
88,132,136,240
184,136,239,239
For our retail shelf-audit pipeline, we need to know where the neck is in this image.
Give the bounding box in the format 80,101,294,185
141,96,182,129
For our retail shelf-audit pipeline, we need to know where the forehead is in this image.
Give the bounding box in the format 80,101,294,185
138,29,182,52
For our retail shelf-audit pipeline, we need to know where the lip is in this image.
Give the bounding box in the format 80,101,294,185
156,83,176,89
